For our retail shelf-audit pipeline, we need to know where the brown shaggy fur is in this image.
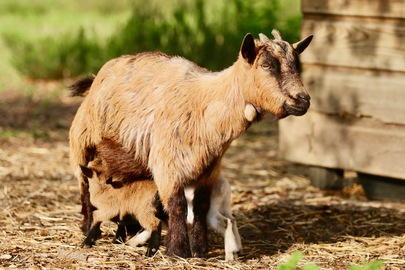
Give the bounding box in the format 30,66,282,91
69,30,312,258
96,139,152,182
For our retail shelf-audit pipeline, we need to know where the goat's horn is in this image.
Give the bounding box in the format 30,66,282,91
271,29,282,40
259,33,271,43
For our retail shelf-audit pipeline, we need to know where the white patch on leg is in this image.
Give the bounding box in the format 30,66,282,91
184,187,195,225
126,230,152,247
224,218,241,261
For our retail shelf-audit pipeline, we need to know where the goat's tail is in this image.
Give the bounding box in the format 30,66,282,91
69,75,95,97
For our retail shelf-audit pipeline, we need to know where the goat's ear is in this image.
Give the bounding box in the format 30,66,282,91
241,33,256,65
80,164,93,178
293,35,313,54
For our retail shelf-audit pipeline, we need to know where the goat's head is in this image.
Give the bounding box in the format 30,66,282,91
239,29,313,119
80,158,126,189
80,158,108,183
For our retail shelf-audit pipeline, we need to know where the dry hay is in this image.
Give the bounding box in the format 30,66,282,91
0,88,404,269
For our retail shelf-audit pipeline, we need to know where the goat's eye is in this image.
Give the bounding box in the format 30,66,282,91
261,63,271,70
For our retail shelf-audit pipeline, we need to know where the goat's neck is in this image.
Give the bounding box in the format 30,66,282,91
197,61,251,142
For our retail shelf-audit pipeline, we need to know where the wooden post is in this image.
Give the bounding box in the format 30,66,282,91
279,0,405,182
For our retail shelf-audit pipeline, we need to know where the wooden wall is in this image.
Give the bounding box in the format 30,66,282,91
279,0,405,179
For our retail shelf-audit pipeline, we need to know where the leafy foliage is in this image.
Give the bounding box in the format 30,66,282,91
278,252,384,270
278,252,319,270
349,260,385,270
4,28,101,79
4,0,302,79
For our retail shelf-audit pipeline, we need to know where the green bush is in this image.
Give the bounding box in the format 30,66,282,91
4,28,101,79
108,0,302,71
4,0,302,79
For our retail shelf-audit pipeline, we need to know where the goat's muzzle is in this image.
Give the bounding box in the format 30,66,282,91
283,92,311,117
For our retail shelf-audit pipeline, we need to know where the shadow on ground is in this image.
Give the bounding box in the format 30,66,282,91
232,198,405,260
0,88,80,138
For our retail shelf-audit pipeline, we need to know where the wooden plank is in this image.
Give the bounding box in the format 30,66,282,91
300,19,405,72
302,65,405,125
278,111,405,180
302,0,405,19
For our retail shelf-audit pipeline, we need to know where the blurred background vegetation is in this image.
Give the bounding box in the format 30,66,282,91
0,0,301,87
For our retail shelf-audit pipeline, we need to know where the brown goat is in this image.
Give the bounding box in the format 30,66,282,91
69,29,312,258
79,139,164,256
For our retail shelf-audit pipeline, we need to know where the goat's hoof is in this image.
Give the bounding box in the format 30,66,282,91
225,252,239,261
166,248,192,258
81,239,95,248
81,242,94,248
112,237,125,245
193,253,208,258
192,250,208,258
146,247,159,257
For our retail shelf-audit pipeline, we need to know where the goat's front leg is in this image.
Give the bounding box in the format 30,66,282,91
165,187,191,258
82,221,101,247
190,185,211,258
146,222,162,257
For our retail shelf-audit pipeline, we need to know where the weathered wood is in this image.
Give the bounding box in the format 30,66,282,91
300,19,405,72
302,65,405,125
279,111,405,180
279,0,405,181
302,0,405,19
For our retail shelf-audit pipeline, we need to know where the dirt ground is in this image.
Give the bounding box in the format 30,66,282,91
0,83,404,269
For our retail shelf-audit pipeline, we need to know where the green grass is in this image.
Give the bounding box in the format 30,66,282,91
0,0,132,90
0,129,22,139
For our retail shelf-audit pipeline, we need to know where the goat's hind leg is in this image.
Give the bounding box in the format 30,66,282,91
113,215,142,244
113,223,126,244
224,218,240,261
231,219,242,251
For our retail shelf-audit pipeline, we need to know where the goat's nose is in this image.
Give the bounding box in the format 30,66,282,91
296,92,310,102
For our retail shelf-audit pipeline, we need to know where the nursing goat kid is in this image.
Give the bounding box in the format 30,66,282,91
78,146,164,257
69,29,313,258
